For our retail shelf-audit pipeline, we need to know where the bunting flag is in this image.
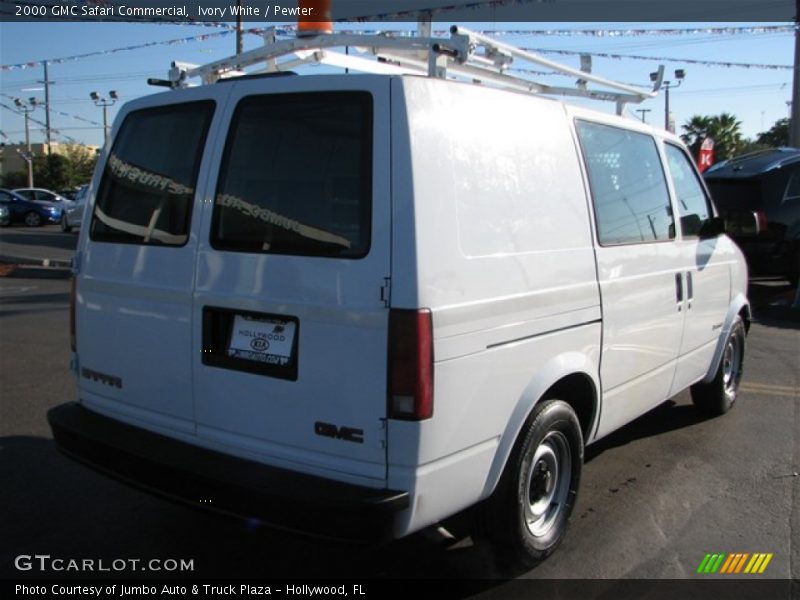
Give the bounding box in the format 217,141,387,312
0,30,239,71
0,101,80,143
0,93,104,127
2,24,793,72
521,47,792,71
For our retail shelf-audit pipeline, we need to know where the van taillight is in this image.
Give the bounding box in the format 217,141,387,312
69,276,76,352
388,309,433,421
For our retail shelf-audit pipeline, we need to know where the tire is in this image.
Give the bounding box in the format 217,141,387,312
480,399,583,568
24,211,42,227
60,214,72,233
691,315,745,416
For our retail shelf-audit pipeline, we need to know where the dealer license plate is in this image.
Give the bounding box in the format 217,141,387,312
227,315,296,367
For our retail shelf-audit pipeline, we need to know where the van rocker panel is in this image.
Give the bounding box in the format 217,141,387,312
47,403,409,542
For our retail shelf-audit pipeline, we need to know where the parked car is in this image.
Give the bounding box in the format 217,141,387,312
0,188,62,226
13,187,75,208
704,147,800,283
0,204,9,227
47,33,749,568
58,188,79,201
61,184,89,233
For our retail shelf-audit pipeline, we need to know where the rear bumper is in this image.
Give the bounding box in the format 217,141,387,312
48,402,408,542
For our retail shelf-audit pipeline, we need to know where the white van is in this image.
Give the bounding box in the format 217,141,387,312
48,28,749,566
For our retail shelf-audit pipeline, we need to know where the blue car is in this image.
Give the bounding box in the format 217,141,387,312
0,188,62,227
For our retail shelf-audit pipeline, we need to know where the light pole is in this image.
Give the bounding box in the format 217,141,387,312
13,97,36,187
90,90,118,143
635,108,651,123
651,69,685,132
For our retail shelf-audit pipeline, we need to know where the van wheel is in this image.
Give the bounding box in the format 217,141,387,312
24,211,42,227
691,316,745,416
481,399,583,568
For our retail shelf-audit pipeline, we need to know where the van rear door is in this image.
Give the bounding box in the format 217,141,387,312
77,90,218,433
192,76,392,483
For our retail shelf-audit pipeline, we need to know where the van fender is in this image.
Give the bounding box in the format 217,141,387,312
701,293,751,384
480,351,600,499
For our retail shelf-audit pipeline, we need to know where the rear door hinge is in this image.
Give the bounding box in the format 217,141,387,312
72,250,82,275
377,418,387,450
380,276,391,307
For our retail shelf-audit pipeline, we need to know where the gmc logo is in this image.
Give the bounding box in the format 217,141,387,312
314,421,364,444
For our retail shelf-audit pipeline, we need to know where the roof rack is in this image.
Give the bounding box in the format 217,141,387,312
150,23,664,115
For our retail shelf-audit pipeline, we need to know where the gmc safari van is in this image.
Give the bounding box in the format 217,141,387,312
48,29,749,566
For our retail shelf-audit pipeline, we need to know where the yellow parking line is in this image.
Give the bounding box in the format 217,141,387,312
739,383,799,397
740,382,798,393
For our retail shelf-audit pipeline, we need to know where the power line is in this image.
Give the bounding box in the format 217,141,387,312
521,47,792,71
0,101,79,143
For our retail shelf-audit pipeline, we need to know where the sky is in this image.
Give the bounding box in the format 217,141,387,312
0,18,794,149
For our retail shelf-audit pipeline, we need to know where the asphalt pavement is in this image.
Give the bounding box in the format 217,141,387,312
0,224,76,269
1,226,798,596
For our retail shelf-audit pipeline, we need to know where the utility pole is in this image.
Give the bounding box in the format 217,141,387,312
13,98,35,187
38,61,53,155
791,0,800,146
636,108,651,123
236,0,243,58
659,70,685,133
90,91,118,143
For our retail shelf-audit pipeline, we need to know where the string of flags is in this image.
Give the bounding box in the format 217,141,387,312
522,47,792,71
2,24,793,73
0,102,80,144
0,92,104,127
485,25,794,37
0,29,238,71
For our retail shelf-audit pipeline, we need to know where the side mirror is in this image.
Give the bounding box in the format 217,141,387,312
699,216,725,239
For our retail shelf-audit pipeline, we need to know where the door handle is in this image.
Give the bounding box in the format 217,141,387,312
686,271,694,310
675,273,683,311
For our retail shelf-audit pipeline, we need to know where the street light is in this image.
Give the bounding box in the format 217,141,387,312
90,90,119,143
651,69,685,133
13,97,37,187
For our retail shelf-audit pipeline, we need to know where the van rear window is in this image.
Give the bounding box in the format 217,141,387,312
210,92,372,258
90,101,214,246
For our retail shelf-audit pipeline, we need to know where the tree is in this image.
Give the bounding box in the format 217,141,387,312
61,143,97,186
681,112,745,161
31,153,70,190
1,170,28,189
756,118,790,148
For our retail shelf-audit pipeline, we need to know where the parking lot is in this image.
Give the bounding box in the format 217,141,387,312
1,226,798,591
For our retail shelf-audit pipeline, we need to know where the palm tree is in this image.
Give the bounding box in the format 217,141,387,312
681,112,744,161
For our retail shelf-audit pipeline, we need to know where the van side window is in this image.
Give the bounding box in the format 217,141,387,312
90,102,213,246
576,121,674,245
664,144,712,237
211,92,372,259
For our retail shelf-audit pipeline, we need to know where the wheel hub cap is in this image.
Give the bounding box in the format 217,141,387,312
524,431,572,538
